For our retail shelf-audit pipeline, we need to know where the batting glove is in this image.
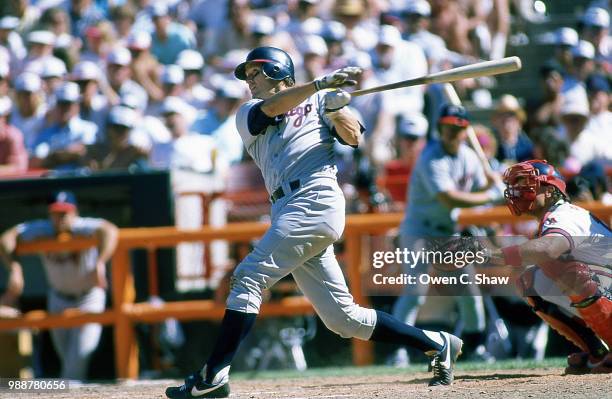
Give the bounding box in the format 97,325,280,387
314,67,362,91
324,89,351,112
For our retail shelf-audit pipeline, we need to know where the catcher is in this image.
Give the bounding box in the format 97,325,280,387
445,160,611,373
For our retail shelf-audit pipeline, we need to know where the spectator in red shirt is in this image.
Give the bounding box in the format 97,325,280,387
0,97,28,175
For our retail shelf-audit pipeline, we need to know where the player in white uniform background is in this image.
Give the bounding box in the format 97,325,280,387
166,47,463,399
487,160,611,373
0,191,119,380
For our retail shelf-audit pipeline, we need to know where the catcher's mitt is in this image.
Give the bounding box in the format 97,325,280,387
429,236,490,272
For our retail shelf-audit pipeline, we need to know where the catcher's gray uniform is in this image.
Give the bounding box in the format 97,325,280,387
393,141,486,333
232,92,376,340
16,218,106,380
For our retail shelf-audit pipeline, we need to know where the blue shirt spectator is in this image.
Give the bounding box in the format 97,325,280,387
150,3,195,65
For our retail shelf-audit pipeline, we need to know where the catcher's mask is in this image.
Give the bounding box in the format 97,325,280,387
503,160,567,216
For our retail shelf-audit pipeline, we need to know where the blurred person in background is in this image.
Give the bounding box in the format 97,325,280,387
31,82,98,170
84,105,148,171
370,24,427,116
473,123,501,172
40,57,67,102
401,0,447,65
333,0,378,52
526,62,565,134
106,46,148,111
578,7,610,72
562,40,596,94
3,0,41,35
150,2,196,65
109,4,137,45
0,16,27,73
284,0,323,45
321,20,351,70
551,27,579,77
191,81,244,165
176,49,213,110
120,93,171,153
71,61,108,132
559,86,607,170
10,72,48,154
0,191,118,381
531,127,570,171
585,74,611,139
0,63,9,98
64,0,105,38
429,0,473,56
79,21,116,65
127,30,164,102
20,30,59,76
0,97,28,175
205,0,253,63
492,94,534,165
566,161,612,204
150,96,222,174
148,64,197,124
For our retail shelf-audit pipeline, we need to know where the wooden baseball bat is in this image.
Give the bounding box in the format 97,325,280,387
351,56,521,97
441,83,493,174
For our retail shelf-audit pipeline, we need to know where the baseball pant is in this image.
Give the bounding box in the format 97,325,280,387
48,287,106,380
226,176,377,340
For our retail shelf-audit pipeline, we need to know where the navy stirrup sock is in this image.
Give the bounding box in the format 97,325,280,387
205,309,257,383
370,310,444,352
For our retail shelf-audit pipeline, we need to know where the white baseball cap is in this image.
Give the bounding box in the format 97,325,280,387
71,61,101,81
405,0,431,17
397,112,428,138
14,72,42,92
55,82,81,102
161,96,188,114
0,16,19,30
120,93,143,111
581,7,610,28
150,2,169,17
301,17,323,35
107,47,132,66
321,20,346,42
560,85,589,117
161,64,184,85
0,63,8,78
572,40,595,59
300,35,328,57
555,27,579,46
250,15,275,35
176,49,204,71
28,30,56,45
0,97,12,116
378,25,402,47
349,51,372,70
216,80,245,100
108,105,137,128
40,57,67,79
127,31,152,50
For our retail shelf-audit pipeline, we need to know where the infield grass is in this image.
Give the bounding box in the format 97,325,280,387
233,357,566,380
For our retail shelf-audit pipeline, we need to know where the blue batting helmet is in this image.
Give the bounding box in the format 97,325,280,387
234,47,295,82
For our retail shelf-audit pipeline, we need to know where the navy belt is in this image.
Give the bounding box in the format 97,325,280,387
270,180,300,204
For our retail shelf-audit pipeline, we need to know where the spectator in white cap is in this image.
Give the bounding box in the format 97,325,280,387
370,24,427,116
298,35,329,82
150,1,196,65
205,0,254,63
84,105,148,171
150,96,222,173
64,0,105,38
71,61,108,131
145,64,194,122
249,14,296,55
109,4,137,45
40,57,67,101
176,49,213,109
191,81,245,165
402,1,444,56
585,74,612,157
31,82,98,170
552,27,579,76
127,30,164,102
284,0,323,47
120,93,172,153
20,30,61,76
562,40,596,94
0,16,26,74
579,7,610,63
106,46,149,112
8,0,42,35
333,0,378,51
80,21,117,66
0,96,28,175
559,85,602,168
320,20,351,70
10,72,48,153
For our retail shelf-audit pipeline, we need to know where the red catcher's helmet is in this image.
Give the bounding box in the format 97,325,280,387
503,160,567,216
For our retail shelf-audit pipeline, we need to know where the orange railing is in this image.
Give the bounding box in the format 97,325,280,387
1,202,611,378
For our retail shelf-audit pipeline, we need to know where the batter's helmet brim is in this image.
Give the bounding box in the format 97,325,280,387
234,59,275,80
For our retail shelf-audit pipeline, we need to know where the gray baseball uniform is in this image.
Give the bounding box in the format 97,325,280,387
17,217,106,380
393,141,486,333
232,92,376,340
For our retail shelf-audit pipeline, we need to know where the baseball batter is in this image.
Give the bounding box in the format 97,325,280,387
166,47,462,399
0,191,118,381
488,160,611,373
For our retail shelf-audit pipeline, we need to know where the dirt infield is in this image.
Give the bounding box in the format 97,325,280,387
24,368,609,399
